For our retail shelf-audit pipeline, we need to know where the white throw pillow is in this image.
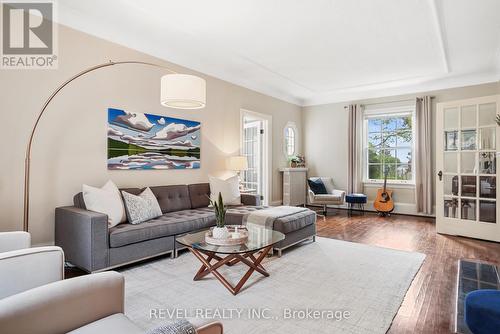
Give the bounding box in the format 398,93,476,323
209,175,241,205
320,177,336,194
82,180,127,227
121,187,162,225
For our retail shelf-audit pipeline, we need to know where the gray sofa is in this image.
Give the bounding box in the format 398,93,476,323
55,183,316,273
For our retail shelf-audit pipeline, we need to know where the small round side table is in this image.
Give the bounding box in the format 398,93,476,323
346,193,367,216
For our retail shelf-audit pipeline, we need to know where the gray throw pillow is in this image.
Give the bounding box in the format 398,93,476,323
122,187,162,224
146,319,196,334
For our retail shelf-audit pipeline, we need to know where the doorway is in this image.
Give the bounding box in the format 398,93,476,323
240,109,272,206
436,95,500,242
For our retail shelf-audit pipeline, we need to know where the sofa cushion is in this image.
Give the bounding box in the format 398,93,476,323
225,206,265,225
108,208,215,247
188,183,210,209
150,185,191,213
273,209,317,234
226,206,316,234
68,314,142,334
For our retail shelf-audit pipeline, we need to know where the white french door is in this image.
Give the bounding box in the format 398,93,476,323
436,95,500,242
242,119,264,195
240,110,272,206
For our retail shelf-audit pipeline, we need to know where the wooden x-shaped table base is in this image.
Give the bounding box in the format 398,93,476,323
187,245,273,295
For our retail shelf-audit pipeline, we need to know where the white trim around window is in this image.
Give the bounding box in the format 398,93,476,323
283,121,298,158
362,104,416,185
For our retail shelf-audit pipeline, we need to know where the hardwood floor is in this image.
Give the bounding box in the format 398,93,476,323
316,210,500,334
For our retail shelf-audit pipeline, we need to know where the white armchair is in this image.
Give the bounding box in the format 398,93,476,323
0,271,223,334
307,177,346,216
0,231,64,299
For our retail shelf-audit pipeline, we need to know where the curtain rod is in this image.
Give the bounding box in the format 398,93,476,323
343,96,435,109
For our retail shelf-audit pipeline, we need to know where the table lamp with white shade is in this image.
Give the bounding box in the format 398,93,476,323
226,156,248,190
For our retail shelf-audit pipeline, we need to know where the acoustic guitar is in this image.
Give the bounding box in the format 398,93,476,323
373,168,394,216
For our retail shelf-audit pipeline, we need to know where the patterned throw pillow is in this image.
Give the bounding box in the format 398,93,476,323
122,187,162,224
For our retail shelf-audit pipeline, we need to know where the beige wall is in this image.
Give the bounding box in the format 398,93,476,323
303,82,500,215
0,23,301,245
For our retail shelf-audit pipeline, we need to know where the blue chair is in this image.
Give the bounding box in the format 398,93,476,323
465,289,500,334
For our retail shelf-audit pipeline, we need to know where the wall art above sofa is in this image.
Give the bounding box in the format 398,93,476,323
107,108,201,170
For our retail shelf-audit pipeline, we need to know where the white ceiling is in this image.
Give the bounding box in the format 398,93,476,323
56,0,500,106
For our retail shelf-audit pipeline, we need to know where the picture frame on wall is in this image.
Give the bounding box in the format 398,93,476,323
107,108,201,170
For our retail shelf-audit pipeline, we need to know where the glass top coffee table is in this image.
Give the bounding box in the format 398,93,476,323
177,225,285,295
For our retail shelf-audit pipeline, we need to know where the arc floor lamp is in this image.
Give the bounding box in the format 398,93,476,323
23,60,206,232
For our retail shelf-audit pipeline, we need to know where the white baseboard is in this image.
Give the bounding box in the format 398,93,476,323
314,201,435,217
363,200,435,217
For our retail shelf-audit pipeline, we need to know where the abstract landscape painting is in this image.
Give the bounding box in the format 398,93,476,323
107,108,200,170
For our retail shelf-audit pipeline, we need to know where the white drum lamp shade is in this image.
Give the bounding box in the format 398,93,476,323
226,156,248,171
161,74,206,109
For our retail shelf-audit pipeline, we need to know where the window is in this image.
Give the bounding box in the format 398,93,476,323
364,108,415,183
284,122,297,157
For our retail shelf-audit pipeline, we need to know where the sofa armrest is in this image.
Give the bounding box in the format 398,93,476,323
331,189,346,201
0,246,64,299
241,193,261,206
55,206,109,272
188,318,224,334
0,271,124,334
0,231,31,253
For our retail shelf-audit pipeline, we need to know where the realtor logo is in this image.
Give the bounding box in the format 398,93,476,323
1,1,57,69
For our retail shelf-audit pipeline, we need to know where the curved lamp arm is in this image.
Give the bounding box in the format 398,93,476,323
23,60,177,232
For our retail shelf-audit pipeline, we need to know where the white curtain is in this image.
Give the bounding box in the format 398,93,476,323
347,104,363,194
415,96,433,214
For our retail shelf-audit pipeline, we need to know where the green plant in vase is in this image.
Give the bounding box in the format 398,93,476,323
209,192,228,239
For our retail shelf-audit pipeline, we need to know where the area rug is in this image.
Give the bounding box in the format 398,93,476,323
120,237,425,334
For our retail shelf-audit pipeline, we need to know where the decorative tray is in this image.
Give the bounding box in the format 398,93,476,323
205,226,249,246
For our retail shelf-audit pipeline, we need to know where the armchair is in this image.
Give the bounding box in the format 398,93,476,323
0,231,64,299
0,271,223,334
307,177,346,216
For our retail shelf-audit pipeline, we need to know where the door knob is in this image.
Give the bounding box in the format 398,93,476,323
438,171,443,181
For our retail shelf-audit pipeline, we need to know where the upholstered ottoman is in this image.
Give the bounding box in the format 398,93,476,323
465,289,500,334
226,206,317,257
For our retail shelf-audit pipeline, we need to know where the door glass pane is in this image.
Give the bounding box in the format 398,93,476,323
479,103,496,127
479,127,495,150
461,176,477,197
461,105,476,128
444,107,459,129
479,200,496,223
479,176,496,199
461,199,476,221
479,152,496,174
444,198,459,218
445,131,458,151
461,130,476,150
460,152,477,174
444,152,458,173
444,174,459,196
